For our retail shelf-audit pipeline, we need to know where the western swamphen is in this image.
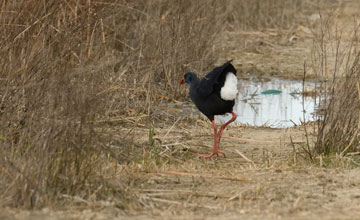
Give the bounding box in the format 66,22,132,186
179,60,238,158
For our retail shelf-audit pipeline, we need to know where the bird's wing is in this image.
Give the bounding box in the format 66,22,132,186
197,60,237,97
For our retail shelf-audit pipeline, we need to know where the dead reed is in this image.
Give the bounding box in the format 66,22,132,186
311,6,360,155
0,0,231,208
0,0,308,209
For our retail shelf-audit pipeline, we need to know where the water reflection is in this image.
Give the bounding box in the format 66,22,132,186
216,78,320,128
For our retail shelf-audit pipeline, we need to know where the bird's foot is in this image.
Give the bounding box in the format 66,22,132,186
197,150,226,159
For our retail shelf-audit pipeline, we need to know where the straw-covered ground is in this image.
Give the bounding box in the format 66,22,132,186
1,0,360,219
2,124,360,219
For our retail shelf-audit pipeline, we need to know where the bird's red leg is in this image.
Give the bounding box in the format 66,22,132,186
217,111,237,145
197,120,225,158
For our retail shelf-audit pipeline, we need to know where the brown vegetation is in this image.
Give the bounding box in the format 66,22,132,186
311,9,360,155
0,1,359,218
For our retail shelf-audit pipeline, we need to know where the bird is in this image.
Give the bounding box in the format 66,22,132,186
179,60,238,158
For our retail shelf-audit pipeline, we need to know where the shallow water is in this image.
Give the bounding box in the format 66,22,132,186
216,78,320,128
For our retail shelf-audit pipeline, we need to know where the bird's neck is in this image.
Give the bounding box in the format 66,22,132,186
188,74,200,87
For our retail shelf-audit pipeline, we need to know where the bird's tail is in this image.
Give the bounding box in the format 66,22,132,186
220,72,238,101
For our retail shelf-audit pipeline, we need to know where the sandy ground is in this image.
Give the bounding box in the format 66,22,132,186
3,1,360,219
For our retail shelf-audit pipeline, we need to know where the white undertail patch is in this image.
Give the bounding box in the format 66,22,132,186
220,72,238,100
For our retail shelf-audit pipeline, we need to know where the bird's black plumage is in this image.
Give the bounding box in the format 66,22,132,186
180,60,238,158
183,60,237,121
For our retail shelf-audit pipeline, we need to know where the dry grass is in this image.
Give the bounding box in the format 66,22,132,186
310,6,360,155
0,0,321,211
227,0,308,31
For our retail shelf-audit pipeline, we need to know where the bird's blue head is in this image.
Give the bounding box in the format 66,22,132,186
179,72,196,86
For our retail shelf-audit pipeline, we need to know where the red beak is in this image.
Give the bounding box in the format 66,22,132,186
179,77,185,85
